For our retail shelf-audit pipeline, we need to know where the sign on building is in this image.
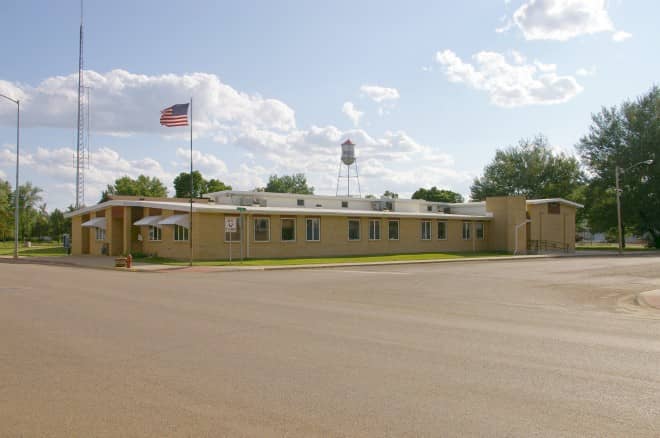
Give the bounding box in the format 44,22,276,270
225,217,238,233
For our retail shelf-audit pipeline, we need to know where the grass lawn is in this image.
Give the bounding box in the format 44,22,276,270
134,251,510,267
0,241,67,257
576,242,658,252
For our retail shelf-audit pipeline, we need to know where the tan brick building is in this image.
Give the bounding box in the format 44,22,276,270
65,191,582,260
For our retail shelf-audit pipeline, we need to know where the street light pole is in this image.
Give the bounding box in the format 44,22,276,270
0,94,19,260
615,159,654,256
615,166,623,256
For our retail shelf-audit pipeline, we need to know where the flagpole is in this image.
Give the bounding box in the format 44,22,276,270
189,97,193,267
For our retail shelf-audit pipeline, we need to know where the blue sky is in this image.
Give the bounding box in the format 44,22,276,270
0,0,658,209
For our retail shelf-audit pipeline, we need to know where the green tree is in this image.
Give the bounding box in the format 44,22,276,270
205,178,232,193
48,209,66,241
265,174,314,194
32,203,50,239
382,190,399,199
577,86,659,247
101,175,168,202
470,135,585,202
174,171,206,198
12,182,43,240
0,179,12,240
173,171,232,198
412,186,464,203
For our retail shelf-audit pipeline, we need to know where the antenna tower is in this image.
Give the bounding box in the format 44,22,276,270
74,0,90,208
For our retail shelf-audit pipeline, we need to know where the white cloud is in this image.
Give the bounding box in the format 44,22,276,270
341,102,364,127
611,30,632,42
576,66,597,76
0,70,296,138
435,49,583,107
0,169,6,180
360,85,400,103
175,148,228,177
0,69,469,208
501,0,630,42
0,144,174,205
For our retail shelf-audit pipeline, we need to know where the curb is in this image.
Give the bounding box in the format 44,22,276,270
3,251,657,273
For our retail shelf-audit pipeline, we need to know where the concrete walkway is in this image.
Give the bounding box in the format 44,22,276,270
2,251,658,273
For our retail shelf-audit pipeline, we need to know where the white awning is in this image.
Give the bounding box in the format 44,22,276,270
81,217,106,229
158,214,190,228
133,215,164,227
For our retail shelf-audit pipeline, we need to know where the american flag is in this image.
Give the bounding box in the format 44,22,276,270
160,103,189,127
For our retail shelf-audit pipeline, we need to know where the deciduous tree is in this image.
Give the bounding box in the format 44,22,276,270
577,86,659,246
412,187,464,203
265,174,314,194
470,135,584,202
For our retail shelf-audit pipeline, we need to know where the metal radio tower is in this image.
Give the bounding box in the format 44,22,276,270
74,0,90,208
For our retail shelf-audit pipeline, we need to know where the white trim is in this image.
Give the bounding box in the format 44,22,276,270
173,224,189,241
305,217,321,242
64,199,494,221
526,198,584,208
421,220,432,240
368,219,381,241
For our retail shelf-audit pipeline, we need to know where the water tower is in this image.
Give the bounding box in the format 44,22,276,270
336,139,361,197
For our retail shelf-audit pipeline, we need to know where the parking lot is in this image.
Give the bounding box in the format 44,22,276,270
1,255,660,437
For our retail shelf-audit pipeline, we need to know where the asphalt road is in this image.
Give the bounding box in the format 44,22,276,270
2,256,660,437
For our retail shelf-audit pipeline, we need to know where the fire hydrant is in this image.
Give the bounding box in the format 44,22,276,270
126,254,132,269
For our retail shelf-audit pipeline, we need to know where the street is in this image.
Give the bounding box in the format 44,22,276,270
1,256,660,437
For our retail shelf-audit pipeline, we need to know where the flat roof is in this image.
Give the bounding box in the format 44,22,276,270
65,199,493,221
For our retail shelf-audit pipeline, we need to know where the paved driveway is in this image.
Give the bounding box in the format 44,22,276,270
1,256,660,437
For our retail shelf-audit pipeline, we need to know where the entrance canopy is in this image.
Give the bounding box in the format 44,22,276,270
133,215,165,227
81,217,106,229
157,214,190,228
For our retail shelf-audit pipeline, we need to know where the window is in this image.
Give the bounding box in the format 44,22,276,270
388,220,399,240
174,224,189,241
297,199,305,206
348,219,361,241
462,222,471,240
437,221,447,240
224,217,241,242
369,219,381,240
306,218,320,241
148,226,162,241
421,220,431,240
341,201,348,208
95,227,105,241
548,202,561,215
281,218,296,241
254,217,270,242
476,222,485,240
427,205,433,212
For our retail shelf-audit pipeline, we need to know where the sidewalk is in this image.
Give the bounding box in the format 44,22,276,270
1,252,563,273
2,251,657,273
